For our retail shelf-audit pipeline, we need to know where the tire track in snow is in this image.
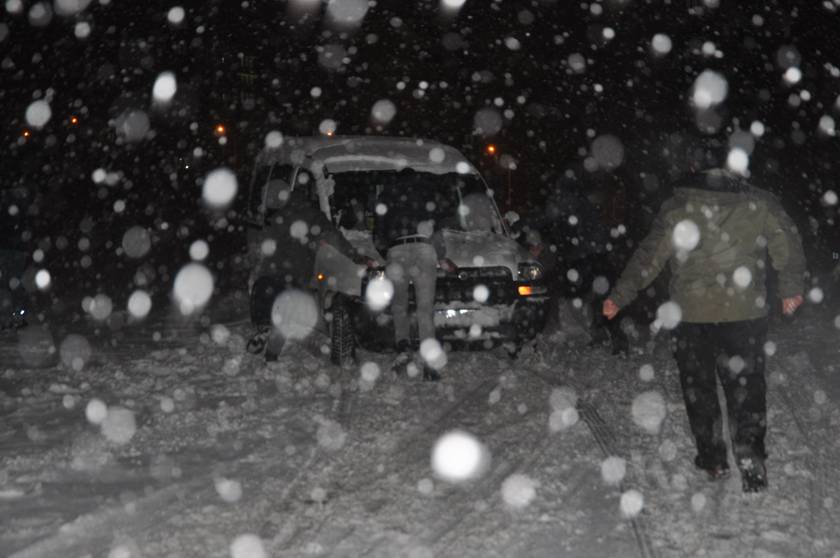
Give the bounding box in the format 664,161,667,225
337,366,553,556
766,358,839,550
255,375,363,549
279,373,508,555
387,377,500,468
7,435,273,558
528,361,660,558
425,415,555,553
577,402,659,558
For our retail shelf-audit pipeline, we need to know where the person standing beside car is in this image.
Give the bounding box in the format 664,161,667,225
249,178,374,360
602,138,806,492
377,171,456,381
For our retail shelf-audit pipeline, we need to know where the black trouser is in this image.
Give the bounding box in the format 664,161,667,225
672,318,768,468
251,275,297,326
251,275,297,357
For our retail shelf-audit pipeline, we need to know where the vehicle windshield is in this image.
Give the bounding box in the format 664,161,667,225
327,170,504,235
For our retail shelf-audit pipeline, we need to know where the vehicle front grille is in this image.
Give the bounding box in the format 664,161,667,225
433,266,514,304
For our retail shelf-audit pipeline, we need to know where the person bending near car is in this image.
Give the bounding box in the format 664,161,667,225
249,180,374,361
602,136,806,492
377,172,457,381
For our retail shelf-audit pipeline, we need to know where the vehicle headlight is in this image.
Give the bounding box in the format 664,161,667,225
518,262,544,282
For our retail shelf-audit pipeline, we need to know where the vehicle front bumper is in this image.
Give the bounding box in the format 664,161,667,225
350,294,549,350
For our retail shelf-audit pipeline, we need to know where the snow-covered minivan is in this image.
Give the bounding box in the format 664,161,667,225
244,136,548,365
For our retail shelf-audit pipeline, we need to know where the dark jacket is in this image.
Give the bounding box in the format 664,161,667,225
528,188,609,263
611,170,806,323
376,177,446,258
259,189,359,286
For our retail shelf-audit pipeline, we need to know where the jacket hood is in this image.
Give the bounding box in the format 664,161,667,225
673,169,752,203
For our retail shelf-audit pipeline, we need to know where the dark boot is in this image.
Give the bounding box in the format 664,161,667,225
264,331,285,362
246,327,270,355
698,463,730,481
694,454,730,481
391,339,412,376
738,457,768,493
422,366,441,382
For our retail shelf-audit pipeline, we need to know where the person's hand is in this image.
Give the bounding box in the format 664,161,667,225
782,294,804,316
438,258,458,273
602,298,620,321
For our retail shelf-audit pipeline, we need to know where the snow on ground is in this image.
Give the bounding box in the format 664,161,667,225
1,293,839,558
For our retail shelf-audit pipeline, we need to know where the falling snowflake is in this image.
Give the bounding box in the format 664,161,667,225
152,72,177,103
173,263,214,314
25,99,52,128
672,220,700,251
431,430,488,482
100,407,136,445
365,276,394,311
691,70,728,109
601,456,627,485
230,534,267,558
501,474,538,508
651,33,672,55
202,168,238,209
620,489,645,518
631,391,667,434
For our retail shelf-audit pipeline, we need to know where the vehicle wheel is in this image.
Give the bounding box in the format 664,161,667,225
330,302,355,367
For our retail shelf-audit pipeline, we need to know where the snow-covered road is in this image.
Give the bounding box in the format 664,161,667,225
1,294,839,558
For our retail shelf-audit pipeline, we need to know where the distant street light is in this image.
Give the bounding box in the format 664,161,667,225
486,144,497,155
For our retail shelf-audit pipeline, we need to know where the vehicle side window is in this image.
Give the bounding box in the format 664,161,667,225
255,164,293,215
330,172,375,231
247,165,272,217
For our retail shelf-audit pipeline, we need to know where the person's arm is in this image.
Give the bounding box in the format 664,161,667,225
431,230,457,272
605,207,673,316
765,202,807,314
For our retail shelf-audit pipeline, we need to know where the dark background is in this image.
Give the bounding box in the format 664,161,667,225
2,0,839,309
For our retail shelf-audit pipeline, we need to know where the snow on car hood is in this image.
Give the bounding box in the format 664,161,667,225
440,229,531,277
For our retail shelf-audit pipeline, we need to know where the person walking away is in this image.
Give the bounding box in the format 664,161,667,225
602,163,806,493
377,172,456,381
249,178,374,361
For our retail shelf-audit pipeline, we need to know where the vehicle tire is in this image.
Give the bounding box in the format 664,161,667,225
330,302,355,367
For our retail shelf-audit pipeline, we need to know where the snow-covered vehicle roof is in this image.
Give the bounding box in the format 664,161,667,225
256,136,479,176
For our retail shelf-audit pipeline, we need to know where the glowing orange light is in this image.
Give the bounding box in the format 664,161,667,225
215,124,226,135
325,130,334,137
317,273,326,281
22,130,31,138
486,144,497,155
70,116,79,125
517,285,534,296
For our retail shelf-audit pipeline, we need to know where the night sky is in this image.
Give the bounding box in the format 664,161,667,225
3,0,840,281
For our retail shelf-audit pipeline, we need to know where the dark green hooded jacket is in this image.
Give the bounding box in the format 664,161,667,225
611,170,806,323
